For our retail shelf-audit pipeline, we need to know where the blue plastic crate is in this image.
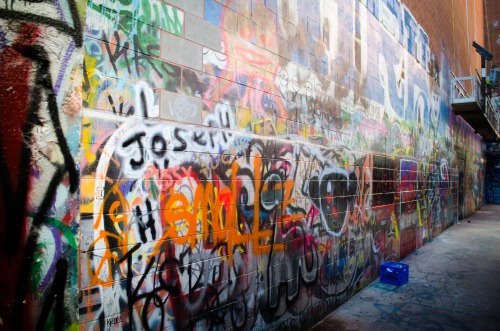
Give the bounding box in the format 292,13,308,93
380,261,409,286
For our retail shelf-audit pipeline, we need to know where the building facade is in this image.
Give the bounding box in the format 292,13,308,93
0,0,487,330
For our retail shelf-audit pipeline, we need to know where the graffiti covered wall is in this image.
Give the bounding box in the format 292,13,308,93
78,0,484,329
0,0,84,330
0,0,484,329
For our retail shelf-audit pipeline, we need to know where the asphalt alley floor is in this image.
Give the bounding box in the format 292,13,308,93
310,204,500,331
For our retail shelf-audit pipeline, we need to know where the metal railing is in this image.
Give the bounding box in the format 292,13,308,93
451,76,500,139
450,76,480,105
485,96,500,135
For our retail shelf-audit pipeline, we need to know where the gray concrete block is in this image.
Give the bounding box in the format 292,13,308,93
161,32,203,70
185,13,222,52
165,0,204,17
160,90,202,125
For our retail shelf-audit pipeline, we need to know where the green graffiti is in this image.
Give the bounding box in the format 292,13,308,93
88,0,184,37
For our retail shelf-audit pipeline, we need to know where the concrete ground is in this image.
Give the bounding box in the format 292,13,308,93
310,204,500,331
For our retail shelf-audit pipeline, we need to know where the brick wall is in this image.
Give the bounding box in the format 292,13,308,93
0,0,488,330
77,0,485,329
485,0,500,68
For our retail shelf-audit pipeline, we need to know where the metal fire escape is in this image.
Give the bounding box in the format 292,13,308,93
450,76,500,141
450,42,500,142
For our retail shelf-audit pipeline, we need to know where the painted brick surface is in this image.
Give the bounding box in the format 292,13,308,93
160,90,203,124
185,13,222,51
166,0,205,18
161,31,203,70
77,2,485,330
0,0,490,330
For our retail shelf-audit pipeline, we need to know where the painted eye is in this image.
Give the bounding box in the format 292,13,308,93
261,172,282,211
237,172,255,208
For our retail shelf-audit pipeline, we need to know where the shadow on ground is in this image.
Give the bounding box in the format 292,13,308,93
310,204,500,331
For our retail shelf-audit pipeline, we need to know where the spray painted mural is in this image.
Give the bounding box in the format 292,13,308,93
0,0,83,330
79,0,480,330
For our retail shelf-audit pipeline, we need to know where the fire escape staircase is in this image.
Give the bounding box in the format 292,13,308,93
451,76,500,141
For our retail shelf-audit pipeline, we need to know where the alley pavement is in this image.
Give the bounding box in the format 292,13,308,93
310,204,500,331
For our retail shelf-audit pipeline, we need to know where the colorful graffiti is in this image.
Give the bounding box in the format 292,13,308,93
77,0,483,329
80,99,375,329
0,0,83,330
0,0,486,329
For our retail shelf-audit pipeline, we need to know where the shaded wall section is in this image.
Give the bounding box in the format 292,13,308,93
0,1,85,330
